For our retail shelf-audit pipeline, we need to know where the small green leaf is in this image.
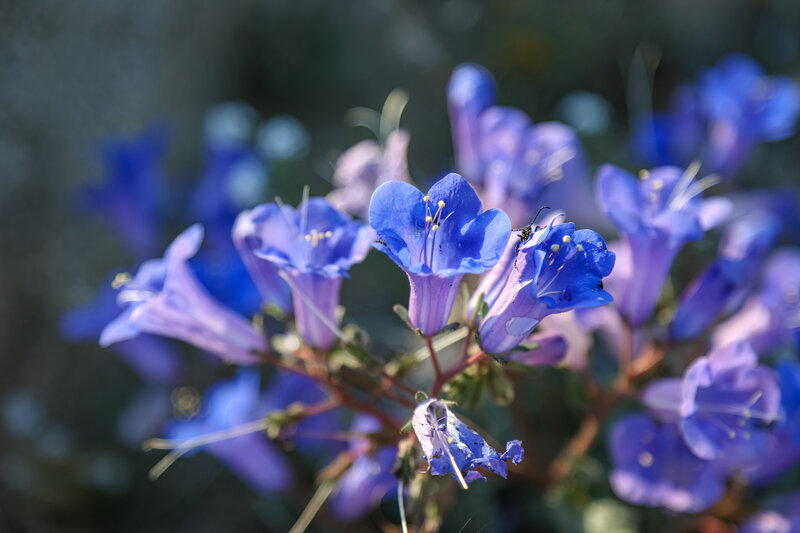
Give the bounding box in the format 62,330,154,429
414,391,429,404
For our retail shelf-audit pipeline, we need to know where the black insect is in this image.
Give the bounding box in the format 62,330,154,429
513,205,551,256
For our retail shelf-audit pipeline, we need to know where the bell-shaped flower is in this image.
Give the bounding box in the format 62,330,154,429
633,54,800,178
671,211,781,340
608,413,726,513
369,173,510,336
447,64,589,227
596,163,729,326
100,225,267,365
327,129,412,219
506,331,568,367
412,399,523,487
712,249,800,355
478,219,614,354
642,341,781,464
248,198,374,349
330,415,398,521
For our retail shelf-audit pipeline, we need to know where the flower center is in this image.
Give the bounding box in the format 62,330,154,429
418,196,451,270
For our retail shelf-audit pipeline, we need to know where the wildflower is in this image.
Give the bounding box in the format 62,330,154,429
633,54,800,178
448,64,589,227
608,413,726,513
249,198,374,349
327,129,412,219
412,399,523,487
642,341,781,463
369,173,510,336
671,211,781,340
506,331,568,367
596,163,728,326
740,492,800,533
478,219,614,354
100,224,268,365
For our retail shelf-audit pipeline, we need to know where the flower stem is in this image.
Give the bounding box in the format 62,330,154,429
427,336,444,385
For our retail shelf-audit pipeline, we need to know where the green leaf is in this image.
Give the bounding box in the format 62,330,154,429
414,391,429,404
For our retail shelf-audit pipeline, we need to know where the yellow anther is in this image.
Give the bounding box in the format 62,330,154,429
423,195,430,202
562,235,572,243
425,215,433,223
638,451,654,467
437,200,445,209
639,169,650,180
576,244,584,252
432,224,439,231
324,231,333,238
550,244,560,252
112,272,131,289
305,234,311,241
652,179,664,190
728,430,736,439
447,436,455,444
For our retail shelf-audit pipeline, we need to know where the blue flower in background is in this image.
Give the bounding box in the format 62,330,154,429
249,198,374,349
671,211,781,340
596,163,729,326
478,219,614,354
80,125,169,258
642,341,781,464
447,63,590,227
412,399,523,487
330,415,398,521
370,173,510,336
608,413,726,513
100,224,267,364
740,492,800,533
633,54,800,178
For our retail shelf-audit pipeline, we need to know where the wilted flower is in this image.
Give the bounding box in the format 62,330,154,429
608,413,726,513
100,224,267,364
642,341,780,464
249,198,374,349
478,219,614,354
412,399,523,487
369,173,510,336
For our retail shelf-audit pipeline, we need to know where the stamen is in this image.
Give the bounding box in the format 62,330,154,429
639,169,650,180
652,179,664,190
425,216,433,222
423,195,430,202
324,231,332,238
576,244,584,252
437,200,445,209
550,244,560,252
432,225,439,231
638,451,654,467
112,272,131,289
562,235,572,243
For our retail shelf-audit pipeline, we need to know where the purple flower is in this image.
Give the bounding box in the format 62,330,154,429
330,415,398,521
740,492,800,533
596,163,728,326
478,219,614,354
327,129,412,219
80,125,168,258
608,413,726,513
712,249,800,354
369,173,510,336
249,198,374,349
633,54,800,178
165,371,292,493
448,64,589,227
642,341,780,464
100,225,267,365
412,399,523,487
671,211,781,340
506,331,567,367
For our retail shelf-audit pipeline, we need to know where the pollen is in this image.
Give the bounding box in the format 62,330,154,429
576,244,584,252
305,234,312,241
447,436,455,444
638,451,654,467
324,231,333,238
112,272,132,289
639,169,650,180
562,235,572,243
550,244,560,252
425,215,433,222
437,200,445,208
432,224,439,231
423,195,430,202
652,179,664,190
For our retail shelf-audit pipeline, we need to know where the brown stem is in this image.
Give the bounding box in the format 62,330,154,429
426,336,444,384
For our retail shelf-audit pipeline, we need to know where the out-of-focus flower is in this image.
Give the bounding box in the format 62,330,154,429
100,225,267,365
81,125,168,258
256,114,311,161
633,54,800,178
596,163,728,326
478,219,614,354
330,415,398,521
712,249,800,354
165,371,292,493
506,331,567,367
412,399,523,486
671,211,781,340
740,492,800,533
642,341,780,464
447,64,589,227
203,101,258,148
608,413,726,513
370,173,510,336
251,198,374,349
327,129,412,219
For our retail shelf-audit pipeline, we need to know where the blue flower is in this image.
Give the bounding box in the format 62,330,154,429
330,415,398,521
327,129,412,219
608,413,726,513
478,219,614,354
165,371,293,493
596,163,728,326
740,492,800,533
671,211,781,340
80,125,168,258
100,224,267,365
369,173,510,336
247,198,374,349
506,331,568,367
447,64,589,227
412,399,523,487
642,341,781,464
633,54,800,178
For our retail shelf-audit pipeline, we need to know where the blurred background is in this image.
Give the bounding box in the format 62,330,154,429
2,1,800,531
